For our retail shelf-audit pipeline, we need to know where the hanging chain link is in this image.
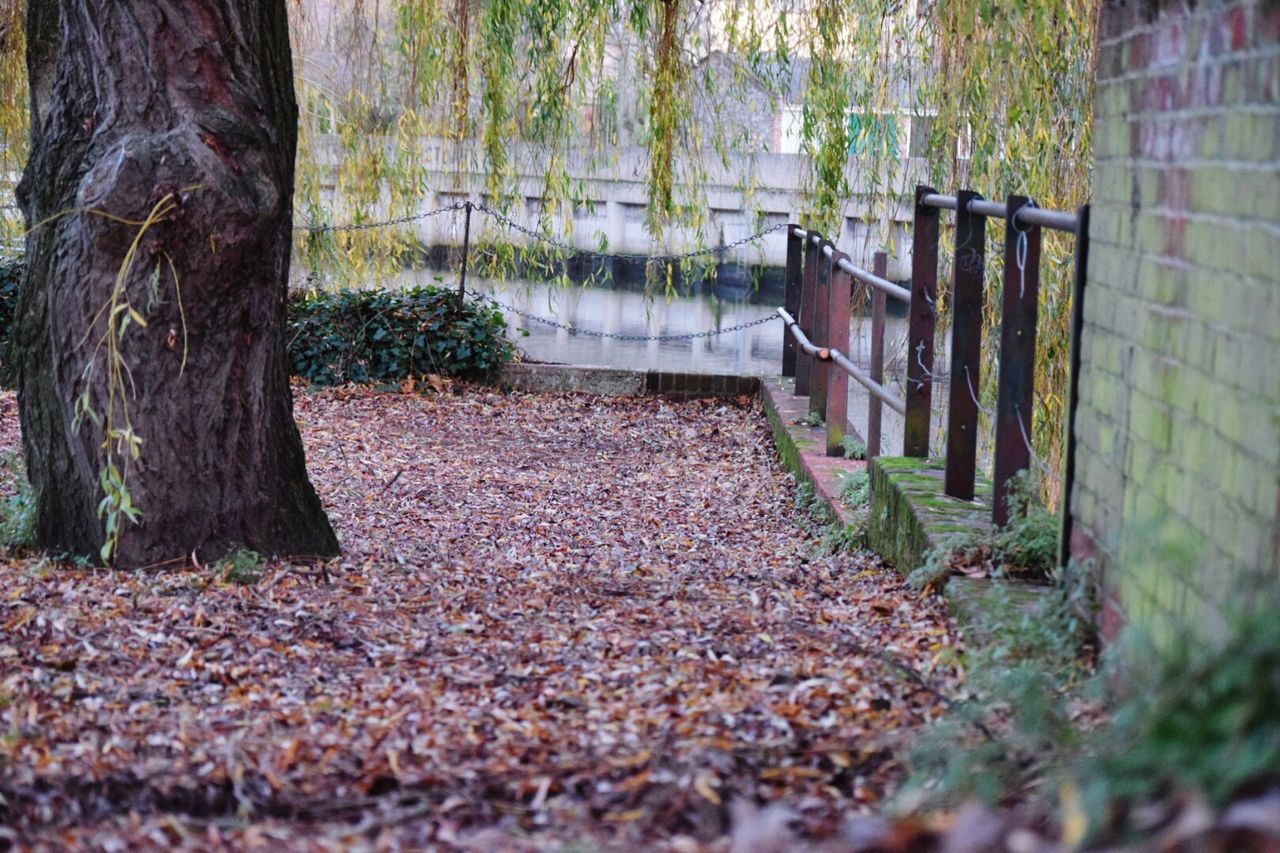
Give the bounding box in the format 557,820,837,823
295,201,469,235
295,199,789,264
469,201,790,264
296,201,787,341
468,292,779,342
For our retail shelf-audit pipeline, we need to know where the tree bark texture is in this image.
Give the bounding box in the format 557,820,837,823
15,0,339,565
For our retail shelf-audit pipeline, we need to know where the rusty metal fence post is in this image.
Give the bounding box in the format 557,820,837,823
945,189,987,500
905,185,940,458
867,251,888,460
796,233,820,397
811,239,834,420
782,226,803,377
1059,203,1092,563
826,250,853,457
993,195,1042,526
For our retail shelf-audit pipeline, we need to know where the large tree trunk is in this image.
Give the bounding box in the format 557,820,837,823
15,0,339,565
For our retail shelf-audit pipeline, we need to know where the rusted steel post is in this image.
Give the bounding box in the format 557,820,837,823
826,250,853,457
811,238,834,420
798,230,819,394
1059,203,1091,565
905,185,940,458
868,251,888,459
459,200,473,300
783,226,803,377
945,190,987,501
796,234,820,397
993,195,1042,526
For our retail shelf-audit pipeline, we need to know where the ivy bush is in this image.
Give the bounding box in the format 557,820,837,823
0,264,516,389
287,286,516,386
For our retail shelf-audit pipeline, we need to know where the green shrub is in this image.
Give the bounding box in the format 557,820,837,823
0,258,19,388
0,265,519,390
908,472,1059,592
216,548,266,585
1084,586,1280,816
842,435,867,460
287,287,516,386
0,451,36,554
839,468,871,509
897,564,1100,813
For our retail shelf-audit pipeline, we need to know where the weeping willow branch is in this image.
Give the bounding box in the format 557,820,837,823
2,0,1101,506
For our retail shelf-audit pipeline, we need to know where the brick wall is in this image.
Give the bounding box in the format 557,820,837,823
1071,0,1279,639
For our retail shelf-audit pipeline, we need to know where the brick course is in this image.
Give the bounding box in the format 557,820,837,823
1072,0,1280,640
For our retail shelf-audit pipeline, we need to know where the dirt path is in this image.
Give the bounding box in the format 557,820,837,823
0,387,958,849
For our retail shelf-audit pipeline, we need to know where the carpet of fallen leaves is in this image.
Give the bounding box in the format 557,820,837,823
0,386,964,850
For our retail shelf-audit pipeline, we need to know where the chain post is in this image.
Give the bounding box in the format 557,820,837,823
459,201,473,300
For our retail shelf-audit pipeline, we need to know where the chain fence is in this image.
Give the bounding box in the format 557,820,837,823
297,200,788,343
469,201,790,264
467,292,779,342
296,200,788,265
295,201,469,236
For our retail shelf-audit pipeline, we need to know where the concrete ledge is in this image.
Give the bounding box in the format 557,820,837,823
499,363,646,396
498,363,761,399
867,456,993,573
759,375,864,526
645,371,761,400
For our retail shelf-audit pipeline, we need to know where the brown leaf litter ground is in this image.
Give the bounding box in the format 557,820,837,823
0,386,961,850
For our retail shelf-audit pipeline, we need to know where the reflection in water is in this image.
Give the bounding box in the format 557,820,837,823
391,264,955,457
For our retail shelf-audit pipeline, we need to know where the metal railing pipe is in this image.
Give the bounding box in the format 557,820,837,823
967,199,1009,219
1016,206,1079,233
829,350,907,416
921,193,959,210
836,256,912,304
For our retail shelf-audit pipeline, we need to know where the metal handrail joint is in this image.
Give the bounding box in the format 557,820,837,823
777,308,831,361
919,193,1078,233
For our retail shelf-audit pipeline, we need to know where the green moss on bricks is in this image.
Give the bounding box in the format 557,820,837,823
891,472,947,486
931,517,977,532
869,455,996,573
874,457,928,472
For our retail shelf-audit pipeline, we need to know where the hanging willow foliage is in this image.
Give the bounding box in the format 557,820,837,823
0,4,27,246
0,0,1099,500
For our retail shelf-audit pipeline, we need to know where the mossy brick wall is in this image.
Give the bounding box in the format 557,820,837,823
867,456,993,573
1070,0,1280,640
